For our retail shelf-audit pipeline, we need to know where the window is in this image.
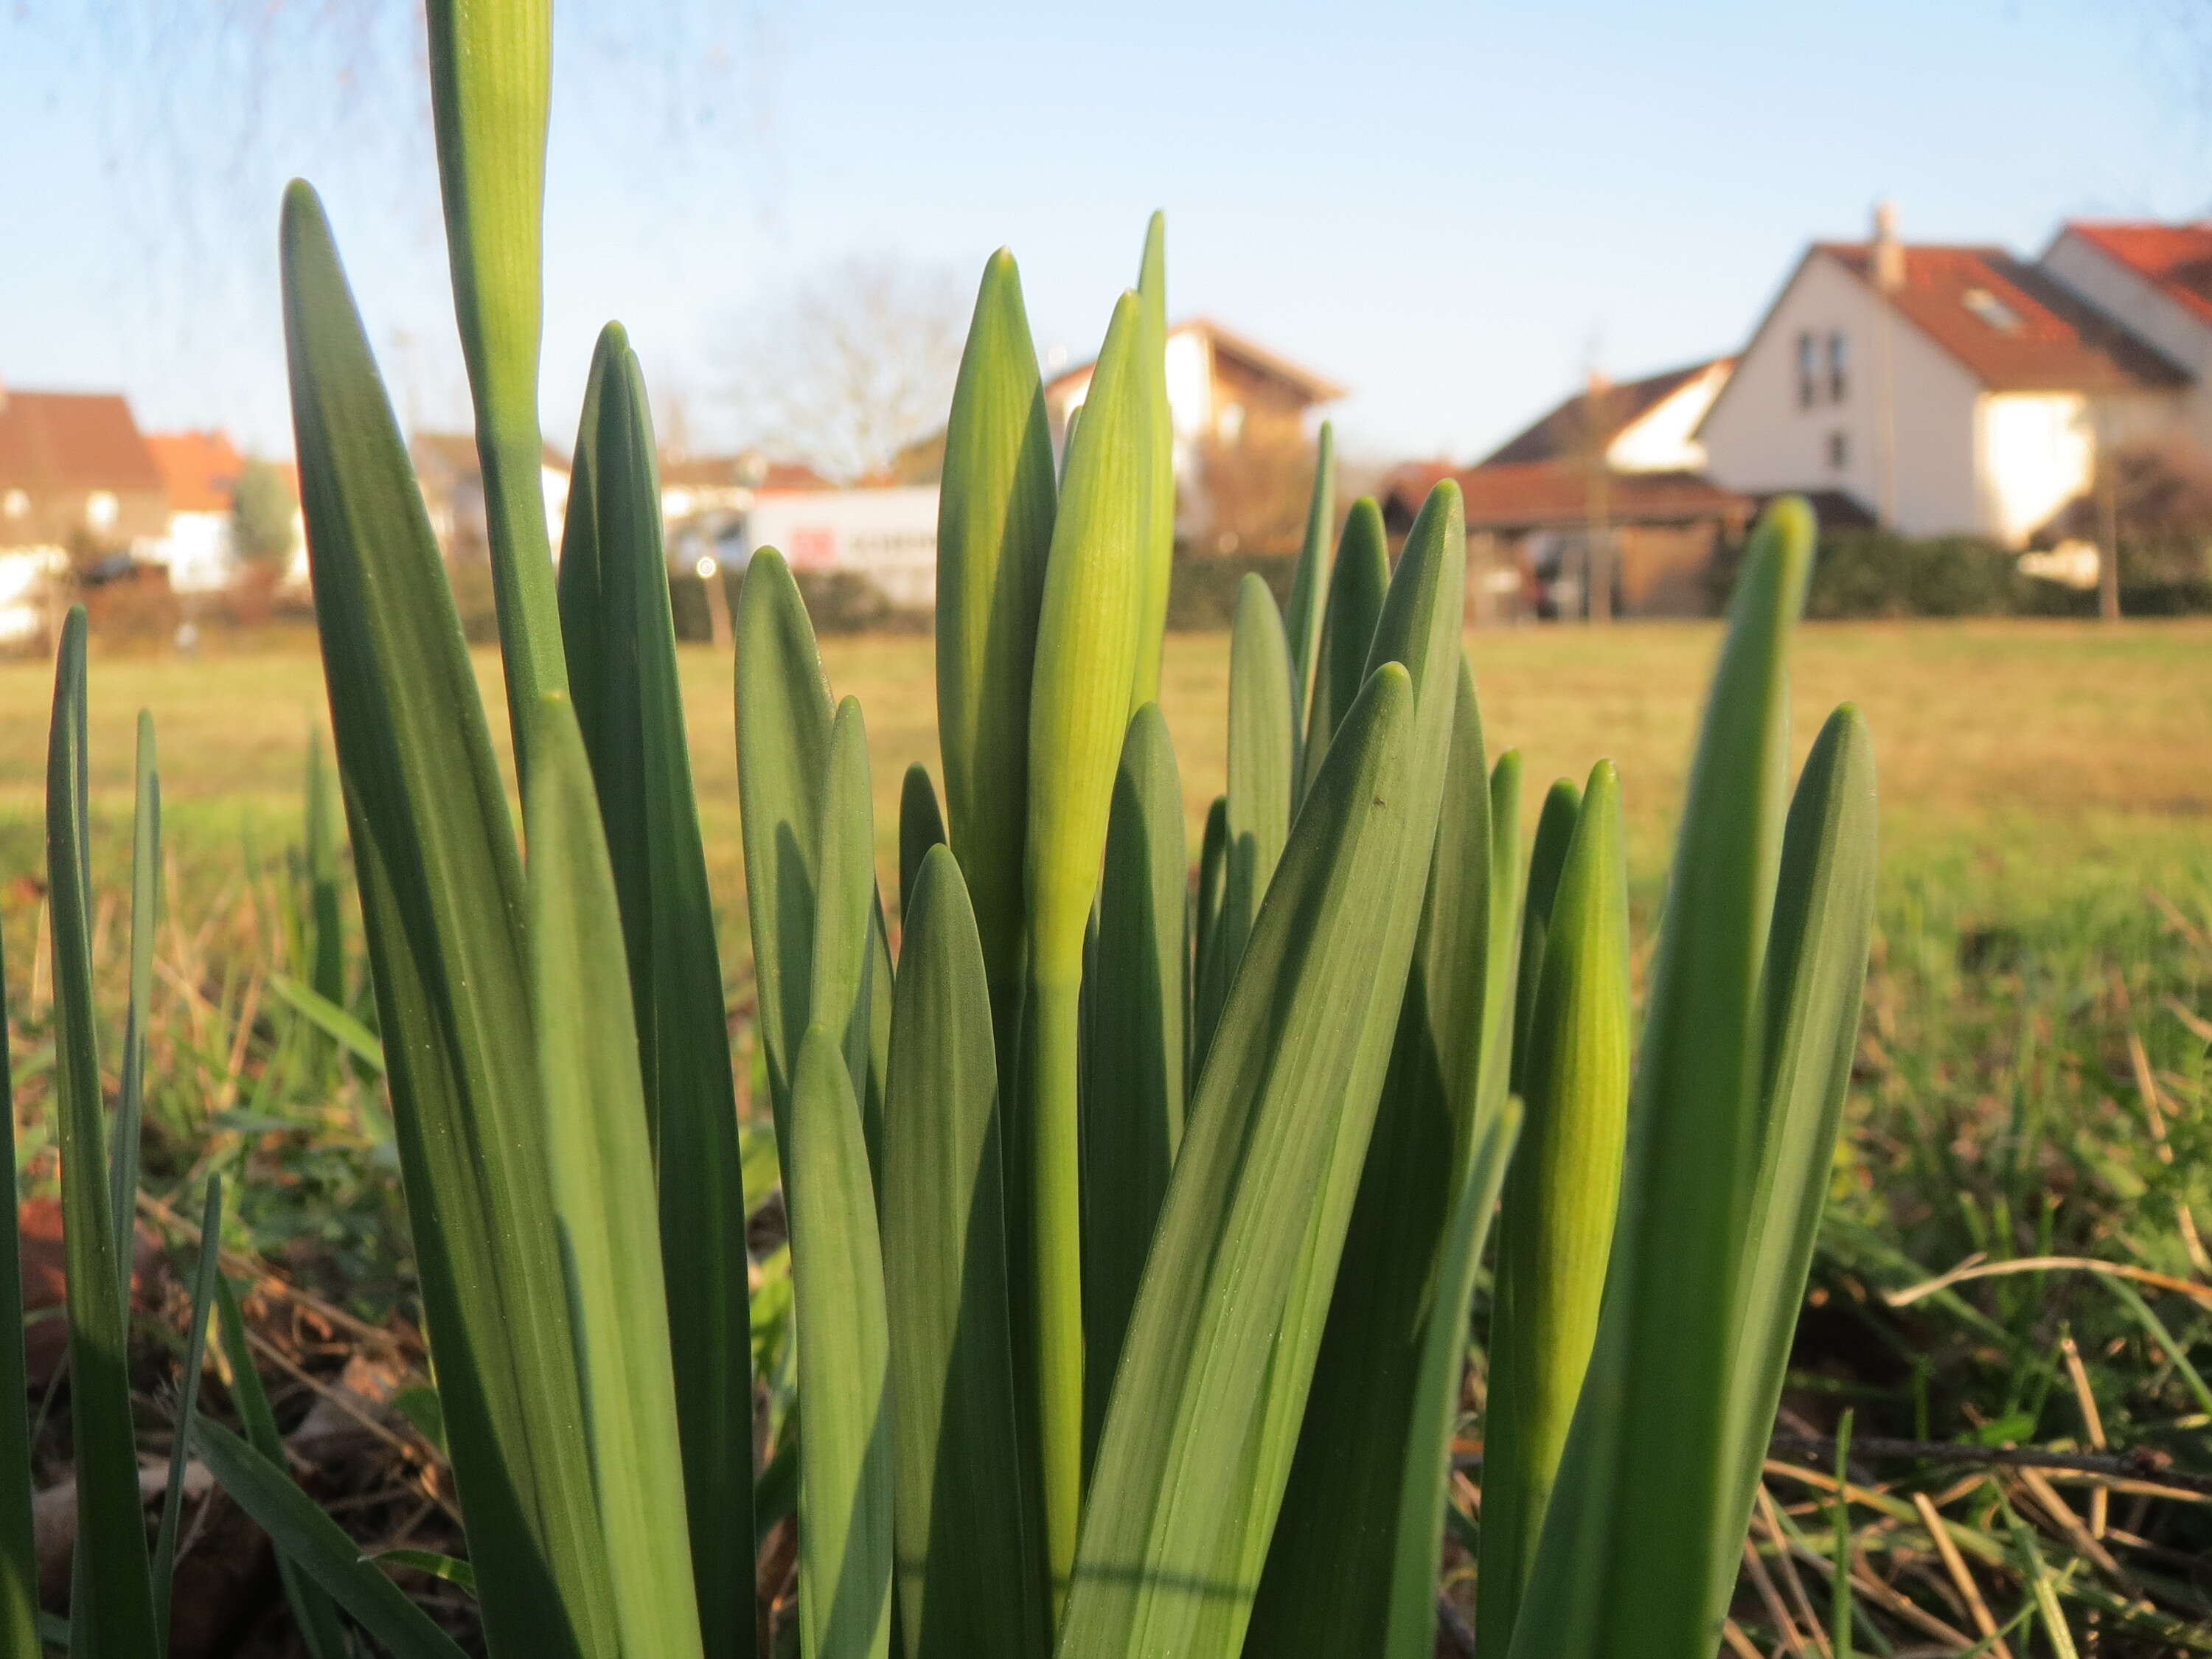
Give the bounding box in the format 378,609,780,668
1826,330,1849,402
86,490,118,530
1826,429,1849,471
1796,331,1818,408
2,489,26,518
1962,286,2022,333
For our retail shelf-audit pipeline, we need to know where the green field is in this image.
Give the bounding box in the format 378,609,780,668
3,615,2206,877
3,616,2209,1647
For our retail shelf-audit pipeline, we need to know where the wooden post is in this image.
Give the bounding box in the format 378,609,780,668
2097,403,2122,624
1585,366,1614,624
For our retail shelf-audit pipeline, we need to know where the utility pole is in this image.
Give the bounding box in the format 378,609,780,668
1871,202,1902,529
1585,365,1613,624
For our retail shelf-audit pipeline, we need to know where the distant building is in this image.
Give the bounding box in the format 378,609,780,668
2039,221,2212,455
0,383,166,641
1394,358,1746,619
1383,456,1751,621
1043,316,1344,551
409,431,573,562
1700,206,2189,546
143,429,245,594
744,484,939,608
658,452,830,579
0,385,167,551
1483,358,1735,476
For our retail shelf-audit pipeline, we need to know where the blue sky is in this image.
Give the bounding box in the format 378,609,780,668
3,0,2208,465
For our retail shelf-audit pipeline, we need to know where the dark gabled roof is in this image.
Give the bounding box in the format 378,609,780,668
0,390,163,496
1382,459,1749,532
410,431,571,481
1481,358,1732,467
2057,221,2212,329
1817,241,2188,392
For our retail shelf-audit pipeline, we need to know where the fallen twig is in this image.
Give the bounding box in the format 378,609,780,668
1768,1434,2212,1498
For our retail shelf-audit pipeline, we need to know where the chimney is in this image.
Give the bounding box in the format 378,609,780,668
1872,200,1905,292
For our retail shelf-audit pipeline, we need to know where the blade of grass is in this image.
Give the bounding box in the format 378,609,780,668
1478,760,1632,1659
1717,703,1879,1596
1382,1099,1523,1659
899,762,947,928
1081,703,1188,1468
0,893,37,1659
1477,750,1526,1129
1059,660,1425,1659
212,1273,349,1659
1221,487,1460,1655
1130,212,1174,712
47,607,161,1659
304,727,347,1012
1510,779,1582,1096
790,1029,894,1659
528,694,708,1659
1193,795,1228,1026
109,712,157,1293
882,846,1048,1659
814,699,881,1170
1296,498,1389,802
372,1551,479,1597
737,548,835,1172
192,1418,470,1659
1248,652,1493,1658
266,975,384,1072
935,247,1057,1074
557,327,757,1657
424,0,566,782
282,180,616,1659
152,1178,224,1652
1282,422,1335,765
1195,577,1294,1071
1506,497,1816,1659
1021,288,1156,1597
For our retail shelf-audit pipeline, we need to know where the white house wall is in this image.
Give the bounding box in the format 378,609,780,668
141,509,237,594
1702,252,1986,538
1605,364,1727,473
1977,393,2093,546
2040,232,2212,451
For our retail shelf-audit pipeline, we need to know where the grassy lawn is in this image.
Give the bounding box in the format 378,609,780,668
1,615,2205,891
0,615,2207,1644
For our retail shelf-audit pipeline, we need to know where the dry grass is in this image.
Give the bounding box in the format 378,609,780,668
1,617,2206,893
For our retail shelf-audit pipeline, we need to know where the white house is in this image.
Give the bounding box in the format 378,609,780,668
1484,358,1736,475
409,431,571,562
2039,221,2212,455
1700,209,2190,546
142,430,244,593
1043,317,1343,547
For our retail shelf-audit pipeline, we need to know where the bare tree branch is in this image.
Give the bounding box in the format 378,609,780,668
720,256,967,481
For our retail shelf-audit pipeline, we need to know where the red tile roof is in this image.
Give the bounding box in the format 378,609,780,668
0,390,163,495
1385,459,1749,531
145,429,244,513
1819,242,2185,392
2061,220,2212,329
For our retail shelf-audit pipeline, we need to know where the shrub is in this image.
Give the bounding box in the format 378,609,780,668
790,566,929,634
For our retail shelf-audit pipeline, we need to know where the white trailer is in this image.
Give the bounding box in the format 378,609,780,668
742,484,939,608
